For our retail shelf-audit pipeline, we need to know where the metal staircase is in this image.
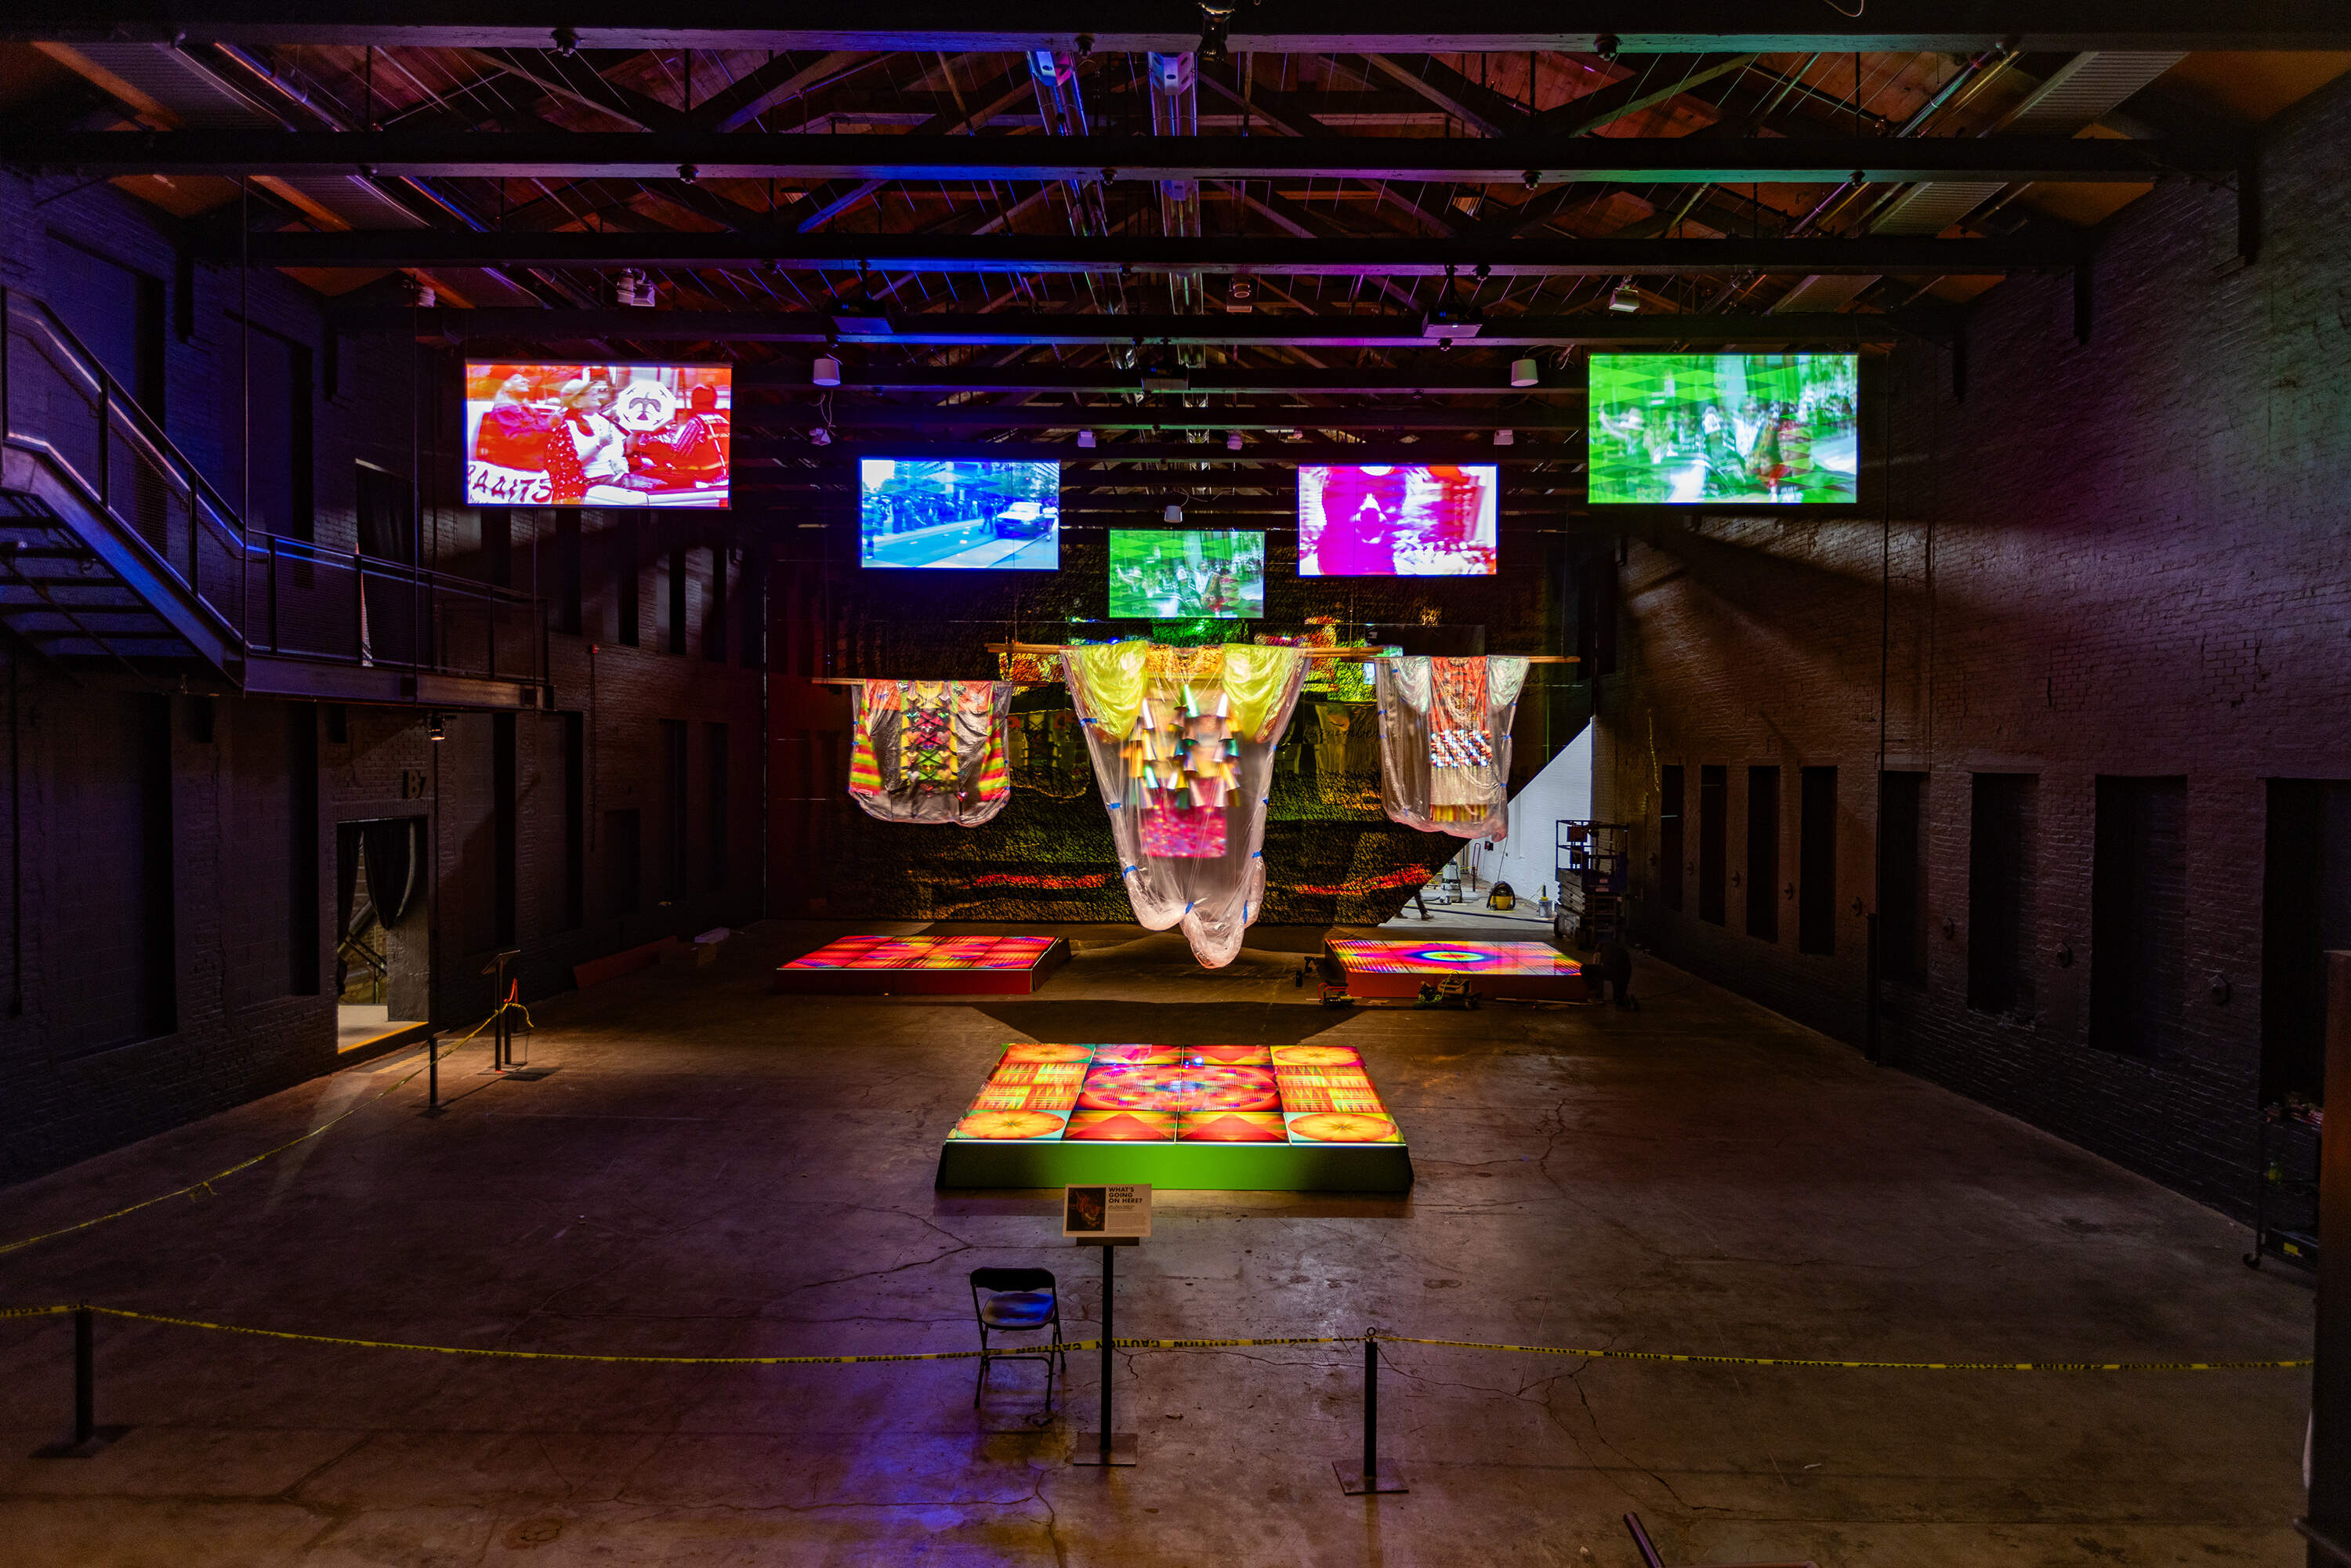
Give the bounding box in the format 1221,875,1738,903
0,286,549,708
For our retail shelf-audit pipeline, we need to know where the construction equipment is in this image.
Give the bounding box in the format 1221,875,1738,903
1556,820,1630,951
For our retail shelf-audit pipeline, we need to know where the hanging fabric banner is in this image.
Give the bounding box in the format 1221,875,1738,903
1373,655,1531,842
845,679,1015,826
1063,641,1308,968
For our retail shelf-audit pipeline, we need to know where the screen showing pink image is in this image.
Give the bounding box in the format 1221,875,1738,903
465,361,731,509
1297,464,1497,577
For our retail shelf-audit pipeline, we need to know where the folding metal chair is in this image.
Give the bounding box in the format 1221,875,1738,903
969,1267,1066,1407
1625,1512,1819,1568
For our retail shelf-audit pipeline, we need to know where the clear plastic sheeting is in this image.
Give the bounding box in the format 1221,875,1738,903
1374,655,1531,842
1063,641,1308,968
845,679,1014,826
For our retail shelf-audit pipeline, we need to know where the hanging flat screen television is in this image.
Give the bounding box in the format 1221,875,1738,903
1297,463,1498,577
465,361,731,508
859,458,1063,569
1587,353,1860,505
1107,529,1266,618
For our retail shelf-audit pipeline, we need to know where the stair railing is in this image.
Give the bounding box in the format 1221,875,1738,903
0,285,545,690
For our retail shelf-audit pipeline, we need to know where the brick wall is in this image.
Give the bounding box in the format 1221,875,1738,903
0,172,767,1184
1596,76,2351,1215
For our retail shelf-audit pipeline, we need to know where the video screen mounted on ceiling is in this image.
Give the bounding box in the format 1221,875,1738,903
859,458,1063,570
465,361,731,509
1587,353,1860,505
1107,530,1267,620
1298,464,1498,577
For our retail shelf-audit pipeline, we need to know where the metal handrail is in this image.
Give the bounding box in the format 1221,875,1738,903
0,284,546,689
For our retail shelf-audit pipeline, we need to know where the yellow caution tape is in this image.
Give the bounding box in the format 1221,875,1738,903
0,1309,2301,1373
1110,1336,1348,1349
0,1018,507,1261
1372,1334,2313,1372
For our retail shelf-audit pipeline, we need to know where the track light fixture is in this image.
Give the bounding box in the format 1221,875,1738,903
1078,429,1096,448
615,267,655,308
812,355,841,387
1608,282,1642,314
552,26,580,56
1198,4,1237,62
1226,431,1244,451
1165,502,1184,523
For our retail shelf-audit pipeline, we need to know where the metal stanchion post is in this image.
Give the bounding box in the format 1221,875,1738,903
1336,1327,1407,1494
424,1030,441,1116
34,1305,120,1458
1071,1238,1137,1465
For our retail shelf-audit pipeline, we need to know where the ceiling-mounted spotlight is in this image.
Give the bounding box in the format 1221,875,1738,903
812,354,842,387
1608,282,1642,314
552,25,580,56
400,275,436,309
1595,33,1621,63
1078,429,1097,448
810,426,832,447
1226,431,1244,451
1197,4,1237,62
1509,357,1538,388
615,267,656,309
1164,502,1184,523
1494,428,1515,447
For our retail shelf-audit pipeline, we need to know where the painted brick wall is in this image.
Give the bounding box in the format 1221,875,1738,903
0,172,768,1184
1596,76,2351,1215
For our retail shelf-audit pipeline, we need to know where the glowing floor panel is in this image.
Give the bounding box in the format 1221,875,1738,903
935,1043,1414,1192
772,935,1069,995
1324,937,1591,1000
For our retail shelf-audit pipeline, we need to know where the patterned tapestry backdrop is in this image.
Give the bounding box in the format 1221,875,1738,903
763,495,1584,925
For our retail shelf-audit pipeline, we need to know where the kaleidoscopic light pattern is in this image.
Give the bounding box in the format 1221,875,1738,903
781,934,1060,972
945,1044,1402,1147
1325,938,1584,977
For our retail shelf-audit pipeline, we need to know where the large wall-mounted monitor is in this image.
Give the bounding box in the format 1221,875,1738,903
860,458,1062,569
1588,353,1860,505
465,362,731,508
1298,464,1498,576
1107,529,1266,619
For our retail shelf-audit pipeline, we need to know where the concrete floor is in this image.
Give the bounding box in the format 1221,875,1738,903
0,921,2315,1567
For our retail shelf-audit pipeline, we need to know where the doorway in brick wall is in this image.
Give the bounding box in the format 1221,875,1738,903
2262,780,2351,1106
335,818,431,1054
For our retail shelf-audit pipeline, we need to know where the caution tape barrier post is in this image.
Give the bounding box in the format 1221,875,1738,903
0,1306,2314,1469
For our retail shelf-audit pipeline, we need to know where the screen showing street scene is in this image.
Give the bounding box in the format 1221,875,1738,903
1587,353,1860,505
465,362,731,508
1107,530,1266,619
859,459,1063,570
1297,464,1498,576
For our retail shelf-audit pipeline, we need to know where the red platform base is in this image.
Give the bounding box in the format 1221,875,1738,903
1324,938,1591,1001
773,935,1069,996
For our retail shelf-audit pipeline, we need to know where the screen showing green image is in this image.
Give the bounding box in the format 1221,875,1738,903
1107,530,1266,619
1588,353,1860,505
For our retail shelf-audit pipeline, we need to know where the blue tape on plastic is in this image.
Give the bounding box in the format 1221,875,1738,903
1184,900,1195,914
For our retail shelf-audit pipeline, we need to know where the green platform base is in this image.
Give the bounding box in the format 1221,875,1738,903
936,1139,1414,1193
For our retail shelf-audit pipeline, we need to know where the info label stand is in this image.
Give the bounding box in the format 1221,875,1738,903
1064,1183,1148,1468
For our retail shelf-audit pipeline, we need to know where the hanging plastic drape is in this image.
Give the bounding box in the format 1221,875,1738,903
1063,641,1308,967
1374,655,1531,842
845,679,1014,825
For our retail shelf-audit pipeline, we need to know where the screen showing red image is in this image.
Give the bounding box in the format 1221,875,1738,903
465,362,731,509
1297,464,1497,577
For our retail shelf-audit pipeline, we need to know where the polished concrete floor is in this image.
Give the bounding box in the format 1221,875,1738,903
0,922,2315,1566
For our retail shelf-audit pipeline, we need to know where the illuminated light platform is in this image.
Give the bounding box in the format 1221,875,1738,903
1325,938,1591,1001
936,1044,1413,1193
772,934,1069,996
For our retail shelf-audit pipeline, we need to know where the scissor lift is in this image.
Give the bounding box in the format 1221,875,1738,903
1556,820,1630,950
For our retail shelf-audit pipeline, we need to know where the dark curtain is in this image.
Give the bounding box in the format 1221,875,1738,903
364,818,423,926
